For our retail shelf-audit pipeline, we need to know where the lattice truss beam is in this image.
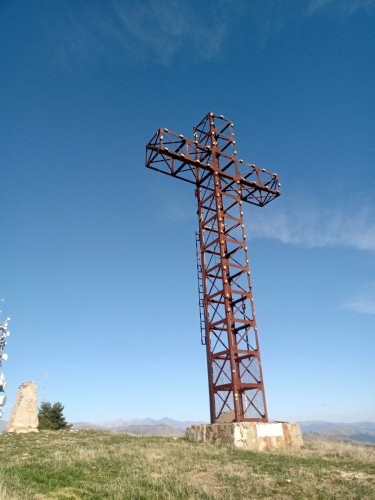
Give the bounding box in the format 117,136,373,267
146,113,281,423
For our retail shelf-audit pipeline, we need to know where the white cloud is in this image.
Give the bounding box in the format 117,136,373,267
52,0,239,66
45,1,375,66
344,297,375,315
248,200,375,252
308,0,375,15
344,284,375,315
111,0,229,64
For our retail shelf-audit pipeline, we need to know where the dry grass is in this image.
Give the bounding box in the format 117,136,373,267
271,435,375,463
0,430,374,499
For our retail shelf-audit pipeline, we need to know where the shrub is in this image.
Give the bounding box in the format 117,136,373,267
38,401,70,430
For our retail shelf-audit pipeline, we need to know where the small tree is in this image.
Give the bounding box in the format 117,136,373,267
38,401,70,430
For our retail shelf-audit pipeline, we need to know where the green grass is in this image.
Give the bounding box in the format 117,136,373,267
0,430,374,499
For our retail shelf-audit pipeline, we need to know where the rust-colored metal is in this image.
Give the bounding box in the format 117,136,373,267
146,113,281,423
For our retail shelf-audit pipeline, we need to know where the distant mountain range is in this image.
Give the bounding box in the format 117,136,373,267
2,418,374,443
72,419,375,443
299,421,375,444
72,418,201,436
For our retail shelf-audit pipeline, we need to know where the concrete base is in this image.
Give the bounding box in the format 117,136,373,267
186,421,303,451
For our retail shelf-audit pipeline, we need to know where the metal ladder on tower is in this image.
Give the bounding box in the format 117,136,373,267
195,232,206,345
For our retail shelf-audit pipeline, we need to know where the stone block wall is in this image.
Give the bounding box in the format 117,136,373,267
186,421,303,451
7,381,39,433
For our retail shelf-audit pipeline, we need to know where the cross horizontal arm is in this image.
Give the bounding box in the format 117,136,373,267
146,128,281,207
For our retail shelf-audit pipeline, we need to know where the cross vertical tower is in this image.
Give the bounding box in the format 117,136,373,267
146,112,281,423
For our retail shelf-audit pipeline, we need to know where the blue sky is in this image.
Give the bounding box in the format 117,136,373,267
1,0,374,424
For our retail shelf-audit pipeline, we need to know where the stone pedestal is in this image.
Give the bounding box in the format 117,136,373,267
186,421,303,451
7,381,39,433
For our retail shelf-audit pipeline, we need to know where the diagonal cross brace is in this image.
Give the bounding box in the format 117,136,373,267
146,113,281,207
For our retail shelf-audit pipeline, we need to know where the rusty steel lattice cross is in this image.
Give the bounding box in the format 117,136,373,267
145,112,281,423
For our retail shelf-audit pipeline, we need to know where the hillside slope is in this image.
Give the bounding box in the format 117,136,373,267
0,430,374,499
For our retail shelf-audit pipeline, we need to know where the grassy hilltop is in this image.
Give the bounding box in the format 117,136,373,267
0,430,374,499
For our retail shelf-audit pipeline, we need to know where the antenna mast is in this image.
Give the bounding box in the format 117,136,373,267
0,316,10,419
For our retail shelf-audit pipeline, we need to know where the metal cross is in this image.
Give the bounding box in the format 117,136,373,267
146,112,281,422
